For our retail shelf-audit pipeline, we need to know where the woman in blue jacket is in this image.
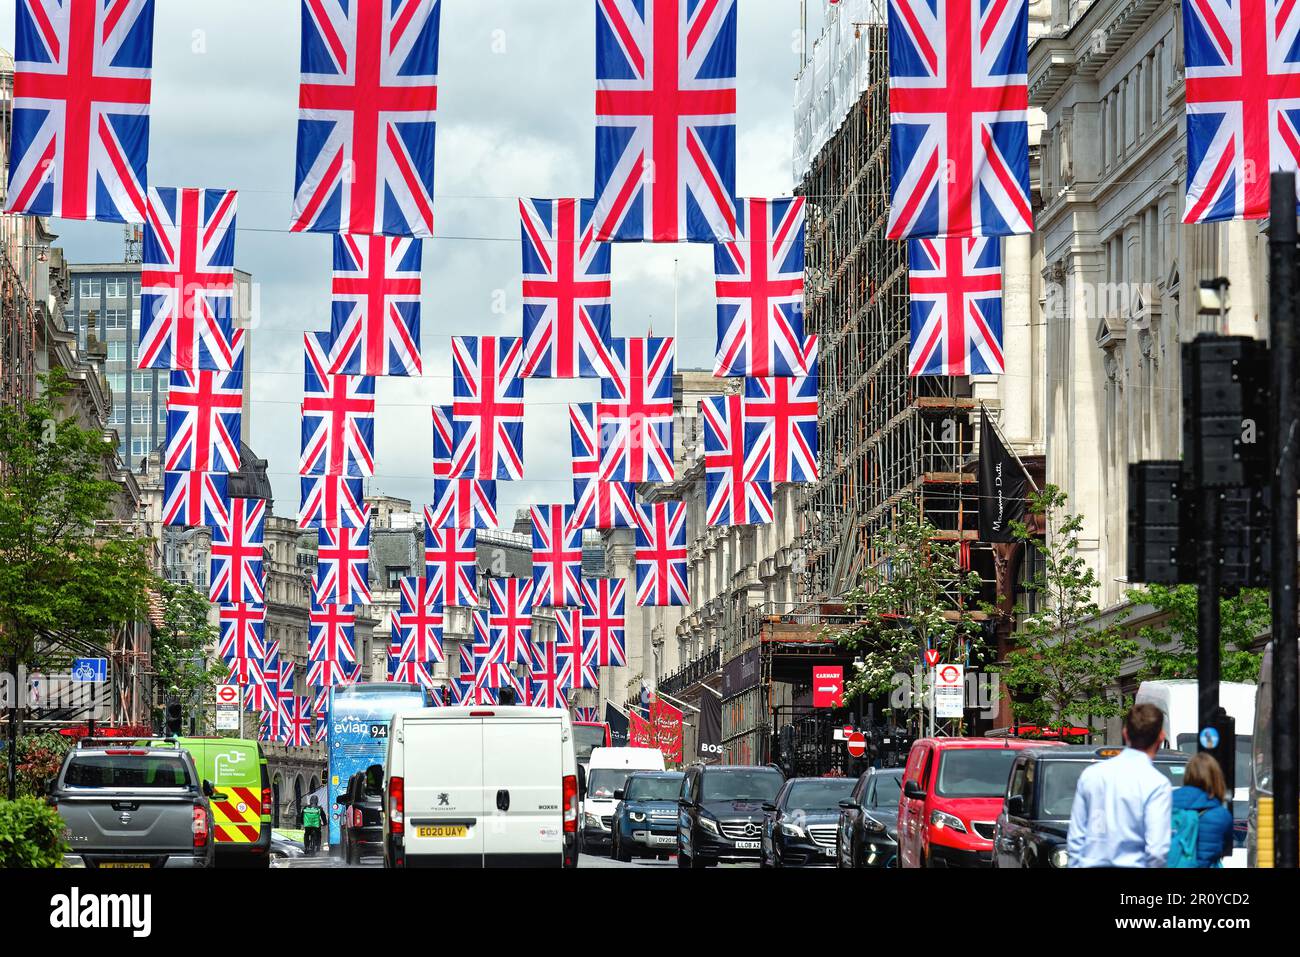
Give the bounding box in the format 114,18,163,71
1170,752,1234,867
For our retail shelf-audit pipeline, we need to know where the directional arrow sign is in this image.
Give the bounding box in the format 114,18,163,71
812,666,844,708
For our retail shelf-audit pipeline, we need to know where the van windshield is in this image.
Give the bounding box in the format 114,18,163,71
588,769,632,799
935,749,1019,798
574,724,608,763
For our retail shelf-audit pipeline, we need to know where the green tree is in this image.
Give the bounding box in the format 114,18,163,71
1125,583,1265,683
1001,486,1136,729
0,796,69,867
150,579,226,731
834,499,984,713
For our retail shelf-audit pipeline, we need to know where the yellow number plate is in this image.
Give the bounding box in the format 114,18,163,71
416,824,468,838
100,862,150,869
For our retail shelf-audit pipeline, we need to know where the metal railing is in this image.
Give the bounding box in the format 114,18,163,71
659,646,720,697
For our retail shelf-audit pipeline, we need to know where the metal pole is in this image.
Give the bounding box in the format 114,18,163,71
6,656,18,801
1195,489,1221,747
1269,171,1299,868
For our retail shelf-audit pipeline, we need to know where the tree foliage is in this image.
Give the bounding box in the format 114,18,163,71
150,579,226,727
13,731,72,798
0,796,69,867
1125,583,1265,684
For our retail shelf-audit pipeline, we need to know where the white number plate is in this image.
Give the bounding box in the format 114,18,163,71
651,835,675,846
825,847,837,857
734,840,761,850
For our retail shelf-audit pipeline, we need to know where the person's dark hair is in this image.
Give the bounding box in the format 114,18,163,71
498,686,517,706
1125,703,1165,750
1184,752,1227,801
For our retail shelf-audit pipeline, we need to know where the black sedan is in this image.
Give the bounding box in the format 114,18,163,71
760,776,858,868
837,767,903,868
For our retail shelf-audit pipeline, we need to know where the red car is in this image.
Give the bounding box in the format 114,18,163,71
897,737,1061,868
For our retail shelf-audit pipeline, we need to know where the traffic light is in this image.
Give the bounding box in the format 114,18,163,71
1126,460,1193,584
164,699,183,736
1181,335,1270,489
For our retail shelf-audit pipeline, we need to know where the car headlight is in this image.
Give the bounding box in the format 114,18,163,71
629,810,646,823
583,812,605,829
780,821,806,838
698,816,720,836
1051,847,1069,868
863,815,887,835
930,810,967,833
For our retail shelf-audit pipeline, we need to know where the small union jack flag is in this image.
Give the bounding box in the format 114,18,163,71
458,642,475,680
907,237,1004,375
226,655,264,688
300,332,376,477
713,197,809,378
210,497,266,604
422,521,478,608
702,393,773,527
298,475,370,530
388,657,436,687
634,500,688,607
309,598,357,664
743,338,820,484
451,337,525,480
242,662,274,712
449,674,475,704
308,658,351,688
6,0,153,223
328,234,422,376
218,603,265,661
581,578,627,668
257,708,280,744
574,706,599,723
887,0,1033,238
567,403,635,533
556,608,598,689
394,576,444,662
165,329,244,473
531,504,583,608
489,578,534,665
519,197,614,379
284,696,314,747
597,337,676,483
315,521,373,606
291,0,440,237
429,406,498,528
528,641,568,708
593,0,738,242
162,470,229,528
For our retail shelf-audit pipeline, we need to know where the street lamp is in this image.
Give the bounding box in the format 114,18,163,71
1197,277,1230,334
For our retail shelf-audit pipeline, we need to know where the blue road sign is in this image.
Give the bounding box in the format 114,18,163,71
1199,726,1220,750
71,658,108,683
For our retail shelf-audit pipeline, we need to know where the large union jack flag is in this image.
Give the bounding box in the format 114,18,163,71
298,475,369,530
210,497,266,604
489,578,534,665
580,578,627,668
713,197,809,378
291,0,440,237
328,234,422,376
567,402,635,533
907,236,1004,375
308,657,351,688
394,576,444,662
315,521,373,606
218,603,265,662
162,469,229,528
164,329,244,474
300,332,376,476
744,337,820,484
519,197,614,378
634,500,688,606
702,394,773,527
528,641,569,708
237,660,271,710
284,696,314,747
6,0,153,223
555,608,599,689
138,186,238,370
451,336,525,480
887,0,1032,238
422,520,478,608
388,658,437,687
531,504,583,608
429,405,497,528
1183,0,1300,222
309,598,357,664
597,336,675,483
593,0,737,242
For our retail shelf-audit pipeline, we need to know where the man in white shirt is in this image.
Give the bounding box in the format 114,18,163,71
1067,703,1172,867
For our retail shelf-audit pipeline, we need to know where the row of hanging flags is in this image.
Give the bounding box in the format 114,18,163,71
5,0,1283,734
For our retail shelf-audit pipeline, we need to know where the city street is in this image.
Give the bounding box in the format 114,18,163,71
277,851,742,869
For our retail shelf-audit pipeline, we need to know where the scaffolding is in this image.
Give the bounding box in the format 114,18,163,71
796,24,977,604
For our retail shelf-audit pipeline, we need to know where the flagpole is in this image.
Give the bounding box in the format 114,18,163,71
979,401,1038,491
655,688,700,713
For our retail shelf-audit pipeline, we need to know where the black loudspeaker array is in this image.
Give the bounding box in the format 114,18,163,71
1127,460,1192,585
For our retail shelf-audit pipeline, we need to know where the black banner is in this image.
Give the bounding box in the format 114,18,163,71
978,407,1029,542
697,691,723,760
605,702,629,747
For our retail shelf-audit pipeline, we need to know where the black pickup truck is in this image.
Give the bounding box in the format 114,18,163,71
51,740,217,869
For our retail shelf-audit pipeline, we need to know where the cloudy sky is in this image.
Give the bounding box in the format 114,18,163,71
3,1,828,526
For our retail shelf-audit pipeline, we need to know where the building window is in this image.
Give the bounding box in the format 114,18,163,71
104,309,127,330
106,278,128,298
131,406,151,425
107,341,128,362
132,372,153,393
387,567,410,589
130,437,150,458
79,278,101,298
106,373,127,393
131,277,141,298
158,405,168,424
107,407,125,426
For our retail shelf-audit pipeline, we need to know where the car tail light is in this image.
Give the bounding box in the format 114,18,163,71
192,805,209,848
470,710,494,717
562,774,578,834
105,749,148,756
261,787,272,816
389,776,404,835
351,807,362,828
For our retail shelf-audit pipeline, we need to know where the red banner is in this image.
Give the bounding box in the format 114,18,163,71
651,695,683,764
629,708,653,748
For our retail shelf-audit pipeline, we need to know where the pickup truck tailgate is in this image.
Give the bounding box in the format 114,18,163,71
59,792,199,852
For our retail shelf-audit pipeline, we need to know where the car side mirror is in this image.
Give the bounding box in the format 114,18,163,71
678,796,695,808
1006,795,1026,817
577,764,587,801
202,779,215,798
761,802,777,813
838,799,857,810
613,789,625,801
903,781,926,801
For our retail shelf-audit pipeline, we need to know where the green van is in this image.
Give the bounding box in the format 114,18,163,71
170,738,272,867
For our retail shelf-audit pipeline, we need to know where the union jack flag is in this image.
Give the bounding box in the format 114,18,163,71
165,330,244,473
519,197,613,378
634,500,688,606
458,642,475,680
218,603,265,661
567,403,635,532
907,237,1004,375
328,234,422,376
501,665,530,706
713,197,808,378
309,598,356,663
257,709,280,744
299,333,376,477
162,470,229,528
273,660,296,728
241,661,274,712
422,520,477,608
580,578,627,668
308,658,351,688
743,338,820,484
531,504,583,608
574,706,598,723
291,0,440,237
298,475,369,530
394,576,444,661
429,405,497,528
6,0,153,223
887,0,1033,238
388,657,436,687
1183,0,1300,221
489,578,534,665
315,522,373,606
528,641,568,708
597,337,676,482
702,394,772,527
593,0,737,242
225,655,264,689
556,608,598,689
284,696,314,747
451,337,525,480
210,497,266,604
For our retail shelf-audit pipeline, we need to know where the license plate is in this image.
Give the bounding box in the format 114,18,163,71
416,824,468,838
825,847,837,857
651,835,675,846
100,862,150,869
734,840,760,850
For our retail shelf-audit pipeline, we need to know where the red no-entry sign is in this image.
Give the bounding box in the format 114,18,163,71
846,731,867,758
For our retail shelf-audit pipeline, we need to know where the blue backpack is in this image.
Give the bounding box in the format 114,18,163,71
1168,807,1222,868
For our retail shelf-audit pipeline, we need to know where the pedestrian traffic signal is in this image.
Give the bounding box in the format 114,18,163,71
164,699,183,736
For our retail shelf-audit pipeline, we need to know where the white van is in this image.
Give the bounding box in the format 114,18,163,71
1135,679,1256,868
383,705,579,868
580,746,666,854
